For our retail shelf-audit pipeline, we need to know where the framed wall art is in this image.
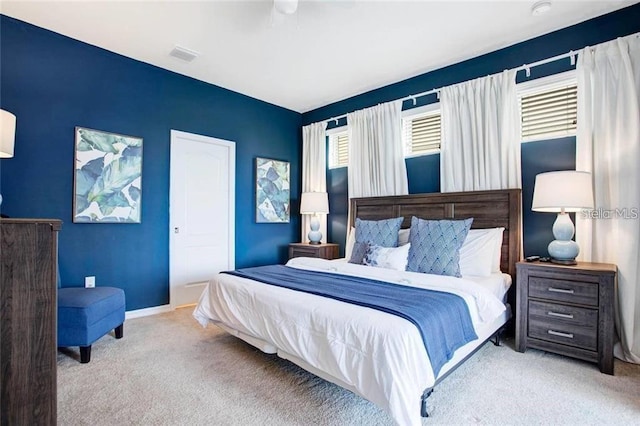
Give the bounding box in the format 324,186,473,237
73,126,143,223
255,157,290,223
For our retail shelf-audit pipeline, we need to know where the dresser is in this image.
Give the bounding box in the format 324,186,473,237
515,261,616,374
1,218,61,425
288,242,339,260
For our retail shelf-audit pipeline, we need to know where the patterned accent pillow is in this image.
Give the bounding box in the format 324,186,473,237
350,241,370,265
348,217,404,264
406,216,473,277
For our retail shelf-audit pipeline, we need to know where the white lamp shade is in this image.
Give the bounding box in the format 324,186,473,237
300,192,329,214
532,171,594,212
0,109,16,158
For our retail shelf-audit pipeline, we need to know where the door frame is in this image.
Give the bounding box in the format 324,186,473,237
169,129,235,309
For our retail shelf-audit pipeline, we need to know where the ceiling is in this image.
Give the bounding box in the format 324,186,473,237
1,1,637,113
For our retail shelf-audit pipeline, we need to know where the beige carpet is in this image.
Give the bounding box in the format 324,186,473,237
57,307,640,425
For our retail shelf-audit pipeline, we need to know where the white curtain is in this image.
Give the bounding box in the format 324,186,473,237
440,70,521,191
575,34,640,364
347,100,408,199
301,121,328,243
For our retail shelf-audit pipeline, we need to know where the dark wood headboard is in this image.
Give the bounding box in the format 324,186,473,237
349,189,522,281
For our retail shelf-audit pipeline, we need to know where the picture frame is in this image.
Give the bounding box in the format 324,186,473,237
73,126,143,223
255,157,290,223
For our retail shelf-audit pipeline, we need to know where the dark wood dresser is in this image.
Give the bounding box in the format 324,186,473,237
288,242,339,260
515,260,616,374
1,218,61,425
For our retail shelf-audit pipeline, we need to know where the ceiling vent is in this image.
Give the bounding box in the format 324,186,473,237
169,46,199,62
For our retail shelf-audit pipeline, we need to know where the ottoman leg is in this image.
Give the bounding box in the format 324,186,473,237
115,324,124,339
80,346,91,363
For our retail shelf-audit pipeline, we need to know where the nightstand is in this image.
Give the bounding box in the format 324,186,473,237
288,243,339,260
515,261,616,374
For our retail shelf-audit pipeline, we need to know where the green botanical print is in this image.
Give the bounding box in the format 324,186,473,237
74,128,143,223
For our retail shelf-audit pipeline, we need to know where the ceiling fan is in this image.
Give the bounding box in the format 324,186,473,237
268,0,354,27
270,0,353,20
273,0,300,15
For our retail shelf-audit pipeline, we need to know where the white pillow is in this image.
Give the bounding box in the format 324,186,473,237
490,227,505,272
398,228,410,246
345,227,410,259
363,243,411,271
459,228,504,277
344,227,356,260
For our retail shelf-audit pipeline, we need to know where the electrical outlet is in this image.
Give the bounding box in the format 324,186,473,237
85,276,96,288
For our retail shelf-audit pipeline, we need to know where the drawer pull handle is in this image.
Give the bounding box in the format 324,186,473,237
547,311,574,319
548,287,575,294
548,330,574,339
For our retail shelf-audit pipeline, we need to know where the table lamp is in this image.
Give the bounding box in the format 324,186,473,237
532,170,594,265
300,192,329,244
0,109,16,206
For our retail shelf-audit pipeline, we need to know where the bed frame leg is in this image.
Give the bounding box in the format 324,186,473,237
421,389,433,417
491,327,504,346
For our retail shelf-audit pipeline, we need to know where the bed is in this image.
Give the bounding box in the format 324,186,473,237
194,189,521,426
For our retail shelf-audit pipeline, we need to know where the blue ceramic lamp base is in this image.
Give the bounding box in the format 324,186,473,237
307,215,322,245
548,212,579,265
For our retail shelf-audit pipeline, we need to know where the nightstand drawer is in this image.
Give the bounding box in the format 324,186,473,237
288,243,339,261
290,247,320,258
528,317,597,351
529,277,598,306
529,300,597,328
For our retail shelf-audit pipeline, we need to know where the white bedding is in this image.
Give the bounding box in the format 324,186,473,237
462,271,512,302
193,257,509,426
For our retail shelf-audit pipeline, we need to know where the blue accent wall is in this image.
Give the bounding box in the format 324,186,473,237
327,166,349,257
0,16,302,310
305,4,640,256
521,138,576,257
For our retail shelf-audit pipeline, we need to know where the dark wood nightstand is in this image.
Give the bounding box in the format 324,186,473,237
515,261,616,374
288,243,339,260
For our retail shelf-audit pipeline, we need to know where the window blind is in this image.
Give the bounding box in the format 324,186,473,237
403,111,441,156
521,83,577,140
329,132,349,168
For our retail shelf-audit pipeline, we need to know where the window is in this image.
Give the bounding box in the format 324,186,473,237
328,129,349,169
327,104,442,169
402,106,441,157
518,71,577,142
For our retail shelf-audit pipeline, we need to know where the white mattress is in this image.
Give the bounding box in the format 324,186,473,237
193,257,510,426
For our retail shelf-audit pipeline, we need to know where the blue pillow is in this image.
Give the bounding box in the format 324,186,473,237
348,217,404,264
406,216,473,277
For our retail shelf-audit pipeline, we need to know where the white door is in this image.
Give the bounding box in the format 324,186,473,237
170,130,235,308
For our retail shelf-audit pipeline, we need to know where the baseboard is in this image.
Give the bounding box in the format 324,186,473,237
125,304,173,320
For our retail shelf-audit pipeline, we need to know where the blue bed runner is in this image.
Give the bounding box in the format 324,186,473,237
222,265,477,376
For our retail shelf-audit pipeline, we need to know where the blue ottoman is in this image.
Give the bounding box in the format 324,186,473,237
58,287,126,363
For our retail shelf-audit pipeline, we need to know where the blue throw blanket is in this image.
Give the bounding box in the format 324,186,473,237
223,265,477,376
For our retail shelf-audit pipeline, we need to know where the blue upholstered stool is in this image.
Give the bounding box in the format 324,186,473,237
58,287,126,363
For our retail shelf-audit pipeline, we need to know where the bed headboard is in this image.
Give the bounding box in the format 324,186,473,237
349,189,522,281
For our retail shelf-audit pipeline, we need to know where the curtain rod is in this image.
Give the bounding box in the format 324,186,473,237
323,32,639,126
325,49,579,126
